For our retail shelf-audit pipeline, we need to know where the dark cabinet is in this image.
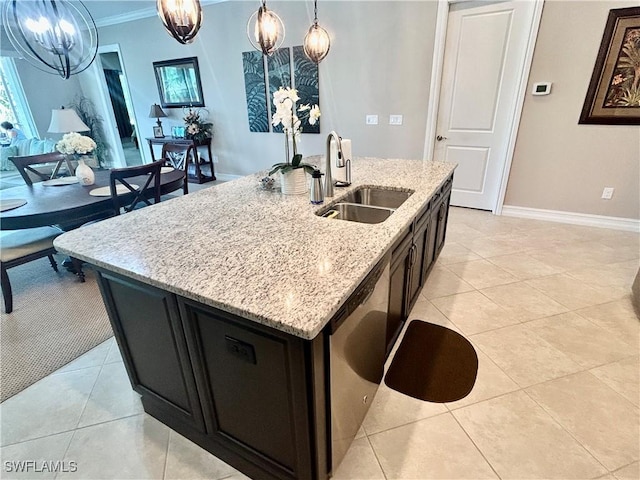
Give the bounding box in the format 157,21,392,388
386,174,453,354
387,231,412,353
96,267,324,480
179,300,318,480
96,270,205,433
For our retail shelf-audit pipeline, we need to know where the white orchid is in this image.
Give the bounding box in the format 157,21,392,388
56,132,96,155
270,87,321,176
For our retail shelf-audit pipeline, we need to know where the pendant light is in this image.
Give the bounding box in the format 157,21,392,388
157,0,203,45
303,0,330,64
247,0,285,56
2,0,98,80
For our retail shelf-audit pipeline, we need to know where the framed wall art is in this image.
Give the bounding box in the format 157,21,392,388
153,57,205,108
579,7,640,125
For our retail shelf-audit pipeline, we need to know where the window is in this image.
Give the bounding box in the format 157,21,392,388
0,57,38,138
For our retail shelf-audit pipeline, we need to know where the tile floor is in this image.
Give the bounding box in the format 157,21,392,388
1,207,638,480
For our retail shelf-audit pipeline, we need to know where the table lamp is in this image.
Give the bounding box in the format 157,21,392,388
47,107,90,133
149,104,167,138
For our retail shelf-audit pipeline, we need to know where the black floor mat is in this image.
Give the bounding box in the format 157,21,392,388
384,320,478,403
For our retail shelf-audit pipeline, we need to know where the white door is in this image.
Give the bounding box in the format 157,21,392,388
434,0,537,211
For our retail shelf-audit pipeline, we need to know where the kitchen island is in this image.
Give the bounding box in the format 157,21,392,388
55,157,455,480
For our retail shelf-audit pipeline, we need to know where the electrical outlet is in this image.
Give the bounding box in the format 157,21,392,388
601,187,614,199
212,155,219,163
389,114,403,125
366,115,378,125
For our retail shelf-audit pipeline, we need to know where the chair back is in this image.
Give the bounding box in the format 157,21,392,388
9,152,73,186
160,143,192,194
109,160,164,215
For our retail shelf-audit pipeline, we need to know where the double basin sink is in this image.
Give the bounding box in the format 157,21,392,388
318,187,414,224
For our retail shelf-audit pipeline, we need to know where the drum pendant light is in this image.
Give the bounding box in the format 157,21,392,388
2,0,98,79
157,0,203,45
247,0,285,56
303,0,330,64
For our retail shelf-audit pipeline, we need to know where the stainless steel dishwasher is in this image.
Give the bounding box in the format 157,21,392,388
328,255,390,473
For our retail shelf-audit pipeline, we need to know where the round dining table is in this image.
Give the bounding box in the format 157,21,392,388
0,169,185,230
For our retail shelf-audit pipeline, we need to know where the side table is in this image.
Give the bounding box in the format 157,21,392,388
147,137,216,183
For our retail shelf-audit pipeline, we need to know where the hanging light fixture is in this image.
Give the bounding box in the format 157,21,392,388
246,0,285,56
2,0,98,80
156,0,203,45
303,0,330,64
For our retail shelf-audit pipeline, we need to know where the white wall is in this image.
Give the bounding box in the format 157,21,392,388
94,0,439,176
506,0,640,220
14,59,84,139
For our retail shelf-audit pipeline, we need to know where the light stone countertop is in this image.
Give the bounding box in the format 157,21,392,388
54,157,456,340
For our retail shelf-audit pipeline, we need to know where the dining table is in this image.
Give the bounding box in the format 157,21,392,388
0,168,185,231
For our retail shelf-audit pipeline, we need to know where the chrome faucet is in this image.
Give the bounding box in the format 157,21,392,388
325,131,343,198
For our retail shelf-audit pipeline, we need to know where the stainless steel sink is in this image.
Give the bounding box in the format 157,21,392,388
320,203,394,224
341,187,413,209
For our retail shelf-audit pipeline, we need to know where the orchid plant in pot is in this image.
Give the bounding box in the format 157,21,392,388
269,87,320,194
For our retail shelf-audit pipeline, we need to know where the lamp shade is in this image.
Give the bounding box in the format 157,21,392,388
149,104,167,118
47,108,90,133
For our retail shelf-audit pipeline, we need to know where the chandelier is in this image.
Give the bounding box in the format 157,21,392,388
2,0,98,79
246,0,285,56
156,0,203,45
303,0,330,64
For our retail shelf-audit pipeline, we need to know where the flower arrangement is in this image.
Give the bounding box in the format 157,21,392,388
55,132,97,155
269,87,320,176
183,108,213,142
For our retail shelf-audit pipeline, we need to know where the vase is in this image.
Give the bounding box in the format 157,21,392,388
75,158,95,186
280,169,307,195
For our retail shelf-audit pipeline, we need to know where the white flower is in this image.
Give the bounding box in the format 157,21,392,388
56,132,96,155
270,87,321,134
308,105,321,125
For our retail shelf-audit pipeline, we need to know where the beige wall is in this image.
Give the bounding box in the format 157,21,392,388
94,0,438,176
505,0,640,220
15,60,84,139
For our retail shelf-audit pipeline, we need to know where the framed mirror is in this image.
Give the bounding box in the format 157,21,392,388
153,57,205,108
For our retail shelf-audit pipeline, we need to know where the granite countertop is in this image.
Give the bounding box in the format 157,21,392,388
54,157,456,340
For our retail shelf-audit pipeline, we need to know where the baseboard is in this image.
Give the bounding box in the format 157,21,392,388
214,173,242,182
501,205,640,232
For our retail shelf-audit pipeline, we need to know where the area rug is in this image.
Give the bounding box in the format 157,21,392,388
384,320,478,403
0,256,113,402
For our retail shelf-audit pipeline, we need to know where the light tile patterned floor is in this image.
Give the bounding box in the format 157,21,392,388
1,207,638,479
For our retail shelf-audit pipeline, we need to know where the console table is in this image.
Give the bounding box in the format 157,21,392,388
147,137,216,183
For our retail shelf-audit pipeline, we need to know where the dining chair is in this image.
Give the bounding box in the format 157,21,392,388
9,152,74,186
160,143,192,194
71,160,166,283
109,159,165,214
1,226,63,313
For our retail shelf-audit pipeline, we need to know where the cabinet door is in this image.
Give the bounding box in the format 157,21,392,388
387,230,412,353
96,270,205,432
435,188,452,258
407,220,428,312
180,301,315,480
426,193,441,275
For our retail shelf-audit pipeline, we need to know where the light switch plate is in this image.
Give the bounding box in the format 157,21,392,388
389,115,403,125
366,115,378,125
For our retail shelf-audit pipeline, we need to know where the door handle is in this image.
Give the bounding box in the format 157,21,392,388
436,135,448,141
